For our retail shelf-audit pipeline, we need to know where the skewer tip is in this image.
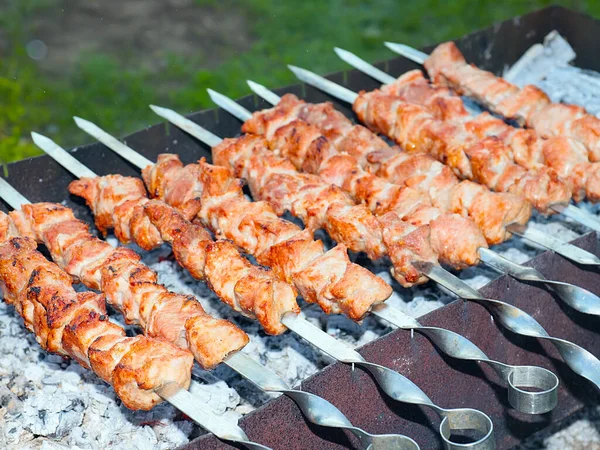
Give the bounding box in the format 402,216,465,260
384,42,428,64
333,47,350,58
150,104,183,124
287,64,359,104
287,64,305,77
246,80,265,91
288,64,320,83
149,104,170,116
246,80,282,105
30,131,53,147
206,88,224,103
383,41,402,51
207,89,253,122
73,116,90,127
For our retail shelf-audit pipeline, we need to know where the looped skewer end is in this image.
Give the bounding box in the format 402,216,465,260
280,314,495,447
505,366,559,414
358,361,495,450
410,327,558,415
372,304,558,415
225,351,419,450
422,263,600,391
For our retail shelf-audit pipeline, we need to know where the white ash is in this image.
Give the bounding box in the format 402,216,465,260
0,299,193,450
505,30,600,116
504,30,576,86
544,416,600,450
3,41,600,448
0,213,585,449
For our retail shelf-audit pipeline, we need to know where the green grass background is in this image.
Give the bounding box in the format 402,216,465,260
2,0,599,164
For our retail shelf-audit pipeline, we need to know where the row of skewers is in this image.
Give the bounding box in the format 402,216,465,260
1,39,600,450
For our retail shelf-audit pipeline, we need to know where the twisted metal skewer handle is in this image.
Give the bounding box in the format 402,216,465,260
411,329,558,414
424,264,600,390
358,361,495,450
283,390,420,450
372,304,558,414
226,351,419,450
280,314,495,450
479,248,600,315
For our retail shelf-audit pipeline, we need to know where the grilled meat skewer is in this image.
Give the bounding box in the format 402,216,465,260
0,211,193,411
378,69,600,203
69,174,299,335
35,132,500,450
240,93,530,245
350,87,572,214
8,198,248,369
283,65,600,265
423,42,600,162
240,79,600,312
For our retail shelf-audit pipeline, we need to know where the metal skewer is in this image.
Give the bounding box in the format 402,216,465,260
42,127,497,450
0,178,272,450
332,46,600,234
284,64,600,267
329,48,600,305
147,100,561,414
234,82,600,316
19,138,421,450
145,96,600,393
198,91,559,413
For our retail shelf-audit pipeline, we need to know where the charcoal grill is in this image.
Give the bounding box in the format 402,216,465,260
2,5,600,449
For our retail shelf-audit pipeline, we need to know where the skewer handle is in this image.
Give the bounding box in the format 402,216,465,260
226,351,421,449
423,263,600,389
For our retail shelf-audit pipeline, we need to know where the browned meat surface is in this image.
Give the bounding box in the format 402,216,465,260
382,69,600,203
143,155,392,319
144,200,299,334
425,41,600,162
0,221,193,410
70,174,298,335
244,94,531,244
18,202,248,369
352,89,570,214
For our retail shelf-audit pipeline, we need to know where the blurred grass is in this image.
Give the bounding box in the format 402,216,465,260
2,0,599,163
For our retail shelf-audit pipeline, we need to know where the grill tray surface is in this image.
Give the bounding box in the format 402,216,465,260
2,5,600,449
